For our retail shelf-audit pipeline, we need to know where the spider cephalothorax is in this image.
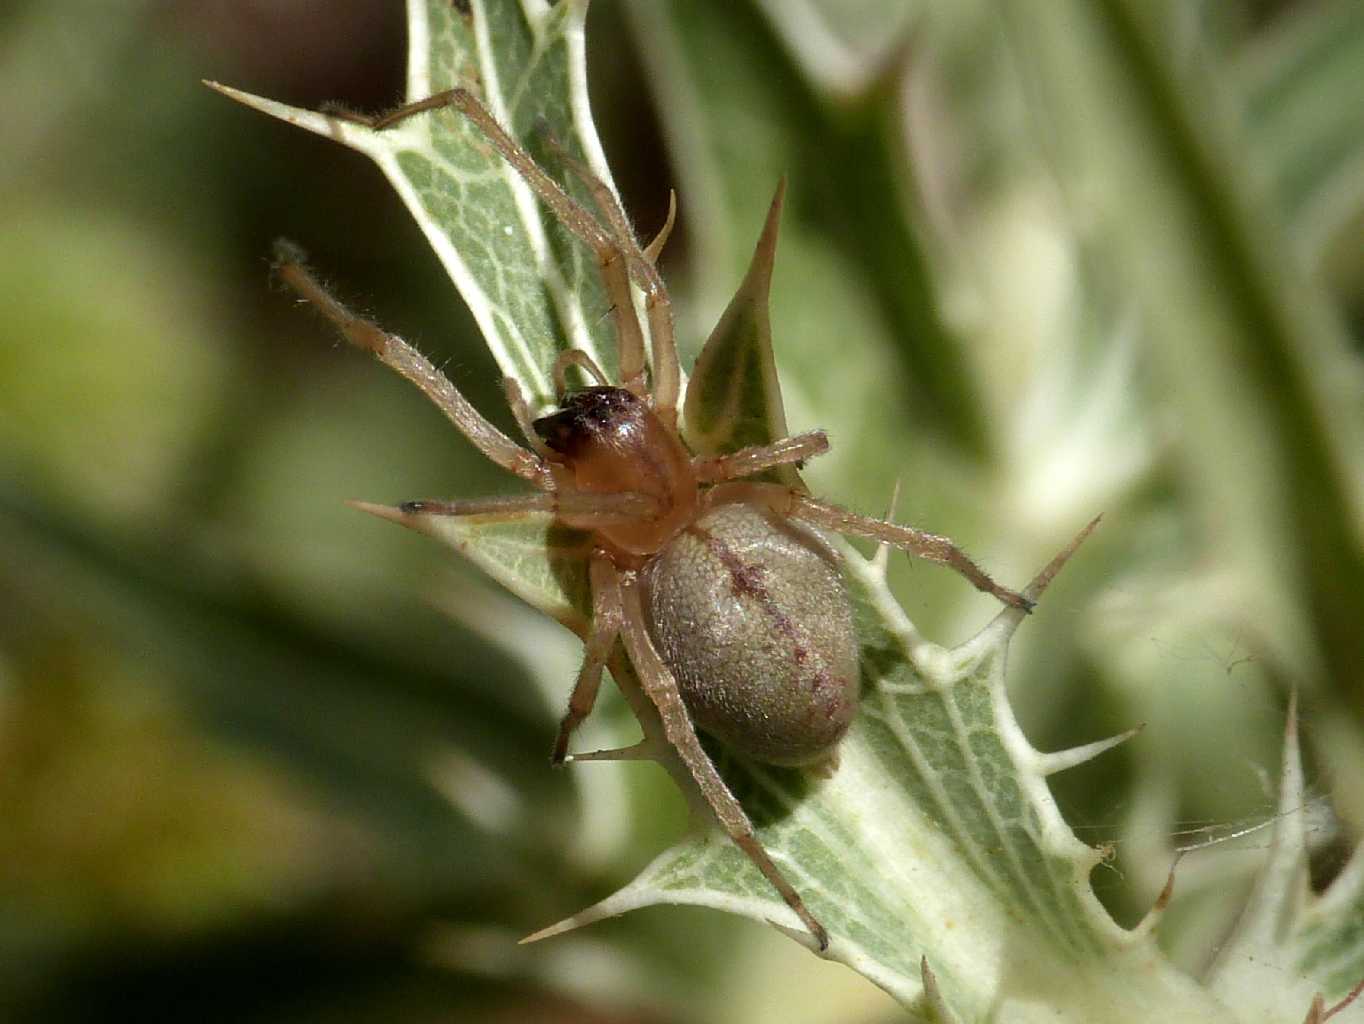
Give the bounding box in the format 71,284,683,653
267,86,1032,953
533,386,644,458
533,386,698,557
536,383,860,766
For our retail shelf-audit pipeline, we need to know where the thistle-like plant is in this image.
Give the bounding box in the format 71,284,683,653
210,1,1364,1019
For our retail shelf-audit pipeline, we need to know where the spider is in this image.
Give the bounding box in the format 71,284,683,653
271,87,1032,952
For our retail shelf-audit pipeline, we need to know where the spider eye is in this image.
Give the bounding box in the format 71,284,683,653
533,387,638,455
532,407,579,454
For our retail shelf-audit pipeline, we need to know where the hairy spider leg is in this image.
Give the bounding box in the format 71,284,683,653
538,132,681,422
502,377,557,459
550,553,623,765
551,349,610,397
539,131,639,256
392,491,660,522
366,89,651,402
271,241,552,489
692,431,831,484
615,577,831,951
706,482,1035,611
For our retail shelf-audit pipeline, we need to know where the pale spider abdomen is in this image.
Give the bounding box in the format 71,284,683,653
642,502,860,767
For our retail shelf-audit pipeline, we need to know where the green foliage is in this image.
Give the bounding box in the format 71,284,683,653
219,0,1364,1019
2,0,1363,1020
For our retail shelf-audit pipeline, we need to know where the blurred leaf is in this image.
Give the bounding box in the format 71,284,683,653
0,656,337,939
0,484,554,905
0,205,232,524
753,0,920,99
1239,0,1364,261
0,0,151,186
998,0,1364,787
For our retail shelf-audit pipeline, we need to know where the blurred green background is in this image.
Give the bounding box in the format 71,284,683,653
1,0,1361,1021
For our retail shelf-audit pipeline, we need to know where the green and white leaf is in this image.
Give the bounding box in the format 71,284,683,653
216,0,1364,1019
682,184,802,488
752,0,920,99
1238,0,1364,263
352,502,592,635
535,535,1244,1021
210,0,629,412
1205,700,1364,1021
210,0,639,617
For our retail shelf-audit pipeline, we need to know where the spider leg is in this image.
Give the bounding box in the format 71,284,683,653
707,482,1034,612
272,241,552,488
616,577,831,951
390,491,661,522
793,494,1034,611
539,133,681,422
358,88,651,401
539,131,640,257
501,377,557,460
551,553,623,765
692,431,830,483
362,92,459,130
551,350,610,397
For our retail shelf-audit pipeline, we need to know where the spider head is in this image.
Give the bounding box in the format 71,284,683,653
533,386,644,459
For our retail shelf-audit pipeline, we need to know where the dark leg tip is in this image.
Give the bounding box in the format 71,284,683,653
998,587,1035,613
549,733,571,768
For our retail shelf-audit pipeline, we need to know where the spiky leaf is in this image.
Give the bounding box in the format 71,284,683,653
533,526,1248,1020
210,0,629,412
215,1,1364,1019
1205,700,1364,1021
682,182,801,487
352,503,592,634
